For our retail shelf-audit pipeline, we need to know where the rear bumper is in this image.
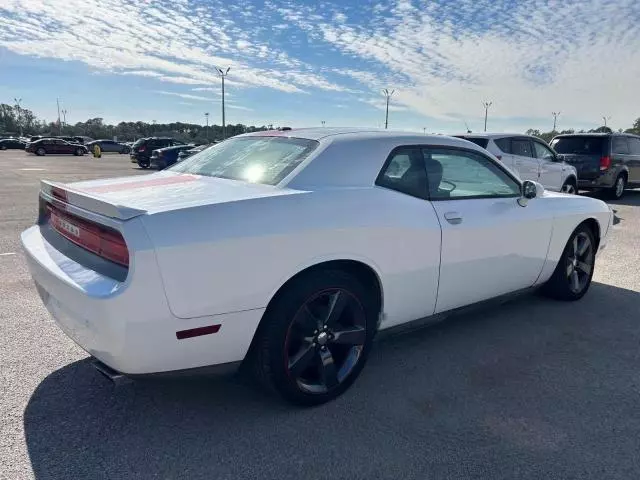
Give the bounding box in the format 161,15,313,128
21,225,264,375
577,171,618,189
150,158,166,169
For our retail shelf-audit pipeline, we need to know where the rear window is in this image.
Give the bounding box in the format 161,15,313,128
457,137,489,149
168,136,319,185
550,136,606,155
132,139,145,148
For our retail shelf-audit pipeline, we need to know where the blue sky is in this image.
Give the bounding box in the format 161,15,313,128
1,0,639,133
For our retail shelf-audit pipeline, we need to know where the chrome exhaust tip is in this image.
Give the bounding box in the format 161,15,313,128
91,359,131,386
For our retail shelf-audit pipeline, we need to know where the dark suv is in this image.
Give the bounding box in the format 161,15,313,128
130,137,185,168
550,133,640,199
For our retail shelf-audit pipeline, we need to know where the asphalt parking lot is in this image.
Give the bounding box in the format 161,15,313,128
1,150,640,480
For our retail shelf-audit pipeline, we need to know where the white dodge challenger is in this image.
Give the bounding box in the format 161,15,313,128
21,128,613,405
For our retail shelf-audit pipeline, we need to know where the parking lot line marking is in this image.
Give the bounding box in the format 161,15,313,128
19,168,47,171
0,252,17,256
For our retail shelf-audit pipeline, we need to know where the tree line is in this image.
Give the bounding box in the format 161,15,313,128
2,102,640,144
524,118,640,144
0,103,270,143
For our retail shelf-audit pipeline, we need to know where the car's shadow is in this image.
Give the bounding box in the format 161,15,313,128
24,282,640,479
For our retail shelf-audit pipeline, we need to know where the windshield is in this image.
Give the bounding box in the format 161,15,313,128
168,136,319,185
550,136,605,155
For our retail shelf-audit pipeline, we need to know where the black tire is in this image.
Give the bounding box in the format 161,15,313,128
542,224,596,301
36,147,46,156
607,174,626,200
139,162,149,169
252,269,377,406
0,145,6,150
76,148,85,156
561,178,577,194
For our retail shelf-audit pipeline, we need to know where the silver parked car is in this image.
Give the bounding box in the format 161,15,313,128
455,133,578,194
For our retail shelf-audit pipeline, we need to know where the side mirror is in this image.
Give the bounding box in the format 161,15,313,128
519,180,544,206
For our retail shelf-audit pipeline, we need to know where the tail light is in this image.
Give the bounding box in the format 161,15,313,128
138,146,146,152
599,156,611,170
46,203,129,267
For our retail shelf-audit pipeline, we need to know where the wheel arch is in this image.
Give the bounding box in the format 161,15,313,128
564,174,577,186
580,217,601,251
244,258,385,362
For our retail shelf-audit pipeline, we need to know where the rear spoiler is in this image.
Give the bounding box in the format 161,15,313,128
40,180,147,220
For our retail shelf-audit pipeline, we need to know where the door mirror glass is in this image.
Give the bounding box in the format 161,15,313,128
522,180,538,199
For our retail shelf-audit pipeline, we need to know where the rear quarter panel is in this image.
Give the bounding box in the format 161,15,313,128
141,188,442,327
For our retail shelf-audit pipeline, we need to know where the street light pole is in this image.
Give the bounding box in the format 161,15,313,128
61,109,68,128
482,101,492,132
57,97,62,135
204,112,209,142
321,120,326,127
602,116,610,127
382,89,395,129
216,67,231,139
552,111,560,132
13,97,22,137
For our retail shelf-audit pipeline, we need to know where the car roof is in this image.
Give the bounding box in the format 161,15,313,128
269,129,502,189
242,127,425,141
453,132,533,139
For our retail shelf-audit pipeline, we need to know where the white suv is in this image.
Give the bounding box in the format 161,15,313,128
455,134,578,194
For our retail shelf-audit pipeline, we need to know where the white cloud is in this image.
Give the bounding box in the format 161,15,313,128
279,0,640,127
0,0,351,95
227,105,253,111
154,91,216,102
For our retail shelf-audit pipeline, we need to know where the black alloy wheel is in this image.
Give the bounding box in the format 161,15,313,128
253,269,377,406
542,224,596,301
36,147,46,156
566,231,595,294
285,289,367,395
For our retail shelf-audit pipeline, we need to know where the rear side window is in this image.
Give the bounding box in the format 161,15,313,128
511,139,533,157
376,147,427,199
629,137,640,155
550,136,606,155
493,138,511,153
169,136,319,186
612,137,630,155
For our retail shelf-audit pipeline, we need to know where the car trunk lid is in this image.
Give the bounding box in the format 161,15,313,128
64,171,297,215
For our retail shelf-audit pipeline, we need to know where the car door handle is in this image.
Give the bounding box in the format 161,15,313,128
444,211,462,224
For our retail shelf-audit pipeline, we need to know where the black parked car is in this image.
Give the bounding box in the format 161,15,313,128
0,138,27,150
25,138,88,156
130,137,185,168
150,144,196,169
176,143,214,162
550,133,640,199
86,139,130,154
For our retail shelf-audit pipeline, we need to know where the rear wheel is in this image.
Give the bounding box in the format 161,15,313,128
75,148,84,156
1,145,6,150
252,269,377,406
36,147,46,156
561,178,577,194
542,224,596,301
607,174,626,200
